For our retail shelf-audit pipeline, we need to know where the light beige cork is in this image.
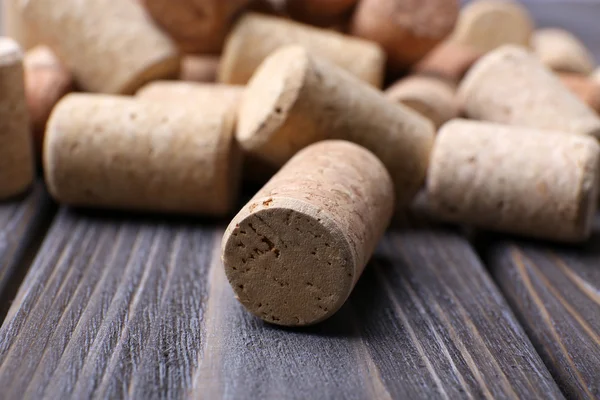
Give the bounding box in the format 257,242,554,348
0,37,34,199
2,0,38,50
412,41,482,84
180,55,220,83
20,0,180,94
237,45,435,207
350,0,459,70
427,119,600,243
532,29,595,75
450,0,533,54
222,140,394,326
218,13,386,88
458,45,600,138
24,46,73,155
287,0,358,26
385,76,459,129
44,93,241,216
559,73,600,114
592,68,600,85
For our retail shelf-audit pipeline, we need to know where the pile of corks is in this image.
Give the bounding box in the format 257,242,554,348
3,0,600,326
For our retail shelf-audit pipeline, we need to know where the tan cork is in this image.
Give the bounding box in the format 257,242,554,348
44,93,241,216
412,41,482,84
218,13,386,88
458,45,600,138
287,0,358,26
386,76,459,129
238,45,435,207
180,55,220,83
221,140,394,326
532,29,594,75
350,0,459,71
450,0,533,54
559,73,600,114
427,119,600,243
24,46,73,156
2,0,38,50
0,37,34,200
20,0,180,94
592,68,600,85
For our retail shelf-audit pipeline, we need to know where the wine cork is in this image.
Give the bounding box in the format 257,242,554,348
412,41,482,84
24,46,73,155
44,94,241,216
238,45,435,207
450,0,533,54
287,0,358,26
222,140,394,326
350,0,459,70
532,29,595,75
592,68,600,85
20,0,180,94
180,55,220,83
0,38,34,199
427,119,600,243
218,13,386,88
385,76,459,129
2,0,38,50
458,45,600,138
559,74,600,114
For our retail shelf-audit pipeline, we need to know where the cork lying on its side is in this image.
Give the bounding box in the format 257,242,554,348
222,140,394,326
450,0,533,54
386,76,459,129
532,29,595,75
20,0,180,94
287,0,358,26
559,74,600,114
179,55,220,83
0,38,34,200
427,119,600,243
44,94,241,216
459,45,600,138
218,13,386,88
238,45,435,207
412,41,482,84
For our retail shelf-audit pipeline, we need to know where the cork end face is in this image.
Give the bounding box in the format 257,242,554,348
0,37,23,65
237,46,308,152
222,199,356,327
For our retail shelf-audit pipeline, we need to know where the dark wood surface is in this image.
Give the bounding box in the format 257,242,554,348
0,209,563,399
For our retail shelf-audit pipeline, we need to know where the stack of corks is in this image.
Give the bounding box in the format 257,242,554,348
3,0,600,327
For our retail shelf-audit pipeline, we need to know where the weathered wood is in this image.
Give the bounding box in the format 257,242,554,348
485,218,600,400
0,210,562,399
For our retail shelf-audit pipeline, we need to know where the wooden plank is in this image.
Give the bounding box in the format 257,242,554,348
485,219,600,400
0,210,562,399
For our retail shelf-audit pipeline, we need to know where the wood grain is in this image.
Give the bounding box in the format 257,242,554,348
0,210,563,399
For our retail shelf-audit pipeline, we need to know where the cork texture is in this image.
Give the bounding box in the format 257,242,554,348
44,93,241,215
20,0,180,94
386,76,458,129
350,0,459,70
180,55,220,83
412,41,482,83
222,140,394,326
450,0,533,54
532,29,594,75
458,45,600,138
237,45,435,207
427,119,600,243
218,13,386,88
559,73,600,114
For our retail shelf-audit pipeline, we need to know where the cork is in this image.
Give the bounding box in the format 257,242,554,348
24,46,73,155
427,119,600,242
349,0,459,70
287,0,358,26
385,76,459,129
2,0,37,50
559,73,600,114
20,0,180,94
592,68,600,86
532,29,595,75
218,13,386,88
458,45,600,138
237,45,435,207
412,41,482,84
221,140,394,326
180,55,220,83
44,94,241,216
0,38,34,200
450,0,533,54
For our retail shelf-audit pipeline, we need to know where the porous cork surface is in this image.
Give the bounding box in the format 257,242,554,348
218,13,386,88
412,41,482,83
532,29,594,75
44,93,240,215
386,76,458,129
0,37,34,199
222,140,394,326
450,0,533,54
458,45,600,138
20,0,180,94
427,119,600,243
350,0,459,70
238,45,435,207
559,74,600,114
